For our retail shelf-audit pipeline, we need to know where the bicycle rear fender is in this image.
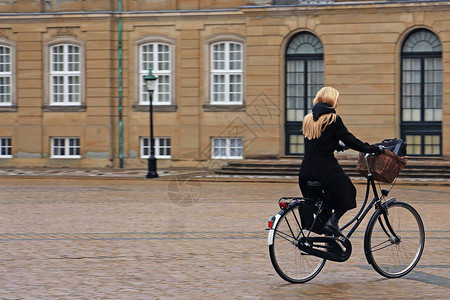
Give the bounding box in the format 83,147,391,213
267,212,283,246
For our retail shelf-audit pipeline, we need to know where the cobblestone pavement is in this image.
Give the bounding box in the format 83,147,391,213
0,177,448,299
0,166,448,185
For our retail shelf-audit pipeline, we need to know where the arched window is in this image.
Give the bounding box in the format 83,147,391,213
285,32,324,155
139,42,172,105
401,29,442,156
50,44,81,105
45,36,85,109
210,41,243,105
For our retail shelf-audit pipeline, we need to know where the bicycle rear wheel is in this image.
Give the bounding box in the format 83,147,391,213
269,204,326,283
364,201,425,278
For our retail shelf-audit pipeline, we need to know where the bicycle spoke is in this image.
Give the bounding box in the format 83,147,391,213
371,239,393,252
274,229,297,243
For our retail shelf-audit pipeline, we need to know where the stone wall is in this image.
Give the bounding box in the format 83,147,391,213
0,0,448,168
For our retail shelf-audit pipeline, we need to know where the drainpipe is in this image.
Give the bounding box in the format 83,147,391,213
118,0,124,168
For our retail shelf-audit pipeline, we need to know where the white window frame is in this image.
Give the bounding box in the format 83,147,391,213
139,42,171,105
140,137,171,159
0,137,12,158
211,137,243,159
49,44,81,106
0,45,12,106
210,41,243,105
51,137,81,158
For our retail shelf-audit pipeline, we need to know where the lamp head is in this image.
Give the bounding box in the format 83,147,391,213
144,67,158,92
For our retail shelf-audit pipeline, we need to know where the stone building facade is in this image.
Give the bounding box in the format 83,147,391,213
0,0,448,169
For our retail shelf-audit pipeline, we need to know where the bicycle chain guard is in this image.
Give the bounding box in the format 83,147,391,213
297,236,352,262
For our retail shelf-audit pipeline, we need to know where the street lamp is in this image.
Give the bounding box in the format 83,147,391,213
144,67,158,179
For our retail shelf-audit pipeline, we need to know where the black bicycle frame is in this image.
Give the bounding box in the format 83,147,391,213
339,153,396,239
340,174,381,238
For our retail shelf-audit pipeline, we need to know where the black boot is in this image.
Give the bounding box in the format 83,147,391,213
323,210,345,236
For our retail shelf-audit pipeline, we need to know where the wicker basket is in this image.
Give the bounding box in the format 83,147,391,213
356,150,408,183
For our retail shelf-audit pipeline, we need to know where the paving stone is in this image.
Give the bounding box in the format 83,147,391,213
0,177,448,298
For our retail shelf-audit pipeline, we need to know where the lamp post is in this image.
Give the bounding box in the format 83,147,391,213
144,67,158,179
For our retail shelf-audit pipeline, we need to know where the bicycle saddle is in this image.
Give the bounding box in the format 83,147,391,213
307,181,324,188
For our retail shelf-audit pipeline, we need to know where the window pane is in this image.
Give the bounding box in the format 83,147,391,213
229,74,242,102
423,57,442,121
52,138,65,156
286,60,305,122
52,76,65,103
158,44,170,71
229,43,242,70
212,43,225,70
289,135,304,154
157,75,170,103
67,45,80,72
212,138,227,158
156,138,171,157
402,58,422,121
212,74,225,102
424,135,440,155
405,135,421,155
0,76,11,103
287,32,323,54
52,45,64,71
403,30,442,53
0,46,11,73
230,138,243,158
0,137,12,157
141,44,154,71
141,137,149,157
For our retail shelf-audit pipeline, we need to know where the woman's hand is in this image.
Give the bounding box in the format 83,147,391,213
336,142,349,152
374,145,385,155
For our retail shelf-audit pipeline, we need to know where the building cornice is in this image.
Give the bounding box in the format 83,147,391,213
0,0,448,19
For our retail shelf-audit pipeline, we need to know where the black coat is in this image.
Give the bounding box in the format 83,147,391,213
298,115,379,211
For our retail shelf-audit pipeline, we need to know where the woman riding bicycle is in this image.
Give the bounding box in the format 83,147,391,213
298,87,383,236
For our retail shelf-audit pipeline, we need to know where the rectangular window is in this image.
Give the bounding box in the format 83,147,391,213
289,134,304,155
0,46,12,106
405,135,421,155
424,135,441,156
405,134,441,156
211,138,243,159
211,42,243,105
50,44,81,105
51,137,80,158
141,137,171,159
402,58,421,122
0,137,12,158
285,59,323,122
402,57,442,122
140,43,171,105
424,57,442,122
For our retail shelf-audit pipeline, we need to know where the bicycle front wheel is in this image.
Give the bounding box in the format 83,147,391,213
269,204,326,283
364,201,425,278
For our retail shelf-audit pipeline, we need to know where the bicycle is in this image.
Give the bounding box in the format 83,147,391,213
267,151,425,283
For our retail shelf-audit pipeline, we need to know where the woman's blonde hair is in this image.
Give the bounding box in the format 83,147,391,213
302,87,339,140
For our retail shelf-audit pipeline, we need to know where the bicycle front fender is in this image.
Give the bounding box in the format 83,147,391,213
267,212,282,246
363,197,397,265
381,197,397,210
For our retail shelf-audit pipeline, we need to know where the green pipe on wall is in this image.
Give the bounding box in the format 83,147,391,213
118,0,124,168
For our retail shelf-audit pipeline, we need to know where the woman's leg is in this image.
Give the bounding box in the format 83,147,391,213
323,209,346,236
